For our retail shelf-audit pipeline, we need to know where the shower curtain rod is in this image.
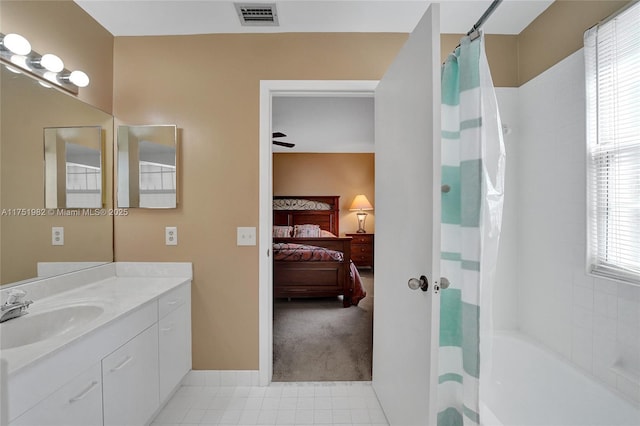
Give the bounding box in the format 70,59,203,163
445,0,503,61
466,0,503,40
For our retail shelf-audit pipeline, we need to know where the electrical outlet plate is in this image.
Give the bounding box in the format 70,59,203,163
52,227,64,246
237,227,256,246
165,226,178,245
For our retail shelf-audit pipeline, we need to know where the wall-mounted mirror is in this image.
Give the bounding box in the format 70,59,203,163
44,126,103,209
117,125,177,209
0,66,113,286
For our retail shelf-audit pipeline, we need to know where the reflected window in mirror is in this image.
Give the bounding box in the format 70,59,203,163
44,126,103,209
117,125,177,209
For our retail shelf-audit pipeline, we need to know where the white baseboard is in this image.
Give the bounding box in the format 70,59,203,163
182,370,261,387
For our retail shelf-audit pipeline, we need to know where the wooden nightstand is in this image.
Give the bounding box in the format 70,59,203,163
346,233,374,271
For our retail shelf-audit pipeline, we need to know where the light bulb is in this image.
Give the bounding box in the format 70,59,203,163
2,33,31,55
40,54,64,72
69,70,89,87
39,81,52,89
44,71,58,83
10,55,28,69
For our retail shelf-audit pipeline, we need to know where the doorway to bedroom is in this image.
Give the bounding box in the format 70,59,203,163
269,91,376,382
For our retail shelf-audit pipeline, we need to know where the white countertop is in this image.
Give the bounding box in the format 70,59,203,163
0,263,191,375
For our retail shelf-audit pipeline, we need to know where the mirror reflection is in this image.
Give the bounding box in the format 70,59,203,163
117,125,177,209
0,66,113,286
44,126,103,209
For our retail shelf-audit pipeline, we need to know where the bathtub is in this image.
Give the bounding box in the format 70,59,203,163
480,332,640,426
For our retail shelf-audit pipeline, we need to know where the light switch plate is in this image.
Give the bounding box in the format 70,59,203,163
165,226,178,245
52,227,64,246
237,227,256,246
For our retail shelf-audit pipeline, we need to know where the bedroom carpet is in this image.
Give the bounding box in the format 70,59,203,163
272,270,374,382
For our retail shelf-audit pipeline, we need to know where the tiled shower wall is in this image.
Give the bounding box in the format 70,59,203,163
514,49,640,404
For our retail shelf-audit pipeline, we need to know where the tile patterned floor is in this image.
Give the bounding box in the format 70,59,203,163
151,381,389,426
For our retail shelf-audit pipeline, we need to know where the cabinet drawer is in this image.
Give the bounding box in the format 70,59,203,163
350,235,373,244
159,283,189,319
11,364,102,426
351,245,373,256
352,253,373,263
347,233,374,269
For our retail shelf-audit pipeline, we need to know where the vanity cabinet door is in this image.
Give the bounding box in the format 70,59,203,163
159,302,190,402
102,323,159,426
10,364,102,426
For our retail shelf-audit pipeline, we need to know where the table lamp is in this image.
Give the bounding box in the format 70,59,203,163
349,194,374,233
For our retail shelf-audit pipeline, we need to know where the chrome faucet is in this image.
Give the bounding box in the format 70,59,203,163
0,289,33,323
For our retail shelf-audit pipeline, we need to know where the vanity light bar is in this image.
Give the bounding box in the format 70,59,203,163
0,32,89,95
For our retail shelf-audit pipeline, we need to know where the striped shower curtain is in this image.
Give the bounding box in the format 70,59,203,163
438,34,505,426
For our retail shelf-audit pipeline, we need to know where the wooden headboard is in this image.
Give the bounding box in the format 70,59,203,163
273,196,340,235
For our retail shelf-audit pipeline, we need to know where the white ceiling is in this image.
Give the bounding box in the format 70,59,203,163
272,96,374,153
75,0,553,36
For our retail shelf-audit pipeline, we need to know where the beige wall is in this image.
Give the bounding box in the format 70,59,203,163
111,33,518,370
112,33,406,370
273,153,375,235
442,34,518,87
0,0,114,113
518,0,631,85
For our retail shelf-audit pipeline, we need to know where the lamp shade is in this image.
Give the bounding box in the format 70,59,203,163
349,194,373,211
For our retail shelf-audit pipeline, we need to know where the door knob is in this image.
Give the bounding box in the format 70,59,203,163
408,275,429,292
439,277,450,289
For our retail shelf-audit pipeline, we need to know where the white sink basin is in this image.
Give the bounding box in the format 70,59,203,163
0,305,104,350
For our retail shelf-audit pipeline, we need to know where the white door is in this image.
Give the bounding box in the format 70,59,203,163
372,4,441,425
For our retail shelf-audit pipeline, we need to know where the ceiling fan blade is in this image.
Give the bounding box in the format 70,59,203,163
272,132,287,138
273,140,295,148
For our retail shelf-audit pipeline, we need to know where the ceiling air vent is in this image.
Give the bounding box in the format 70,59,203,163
234,3,279,26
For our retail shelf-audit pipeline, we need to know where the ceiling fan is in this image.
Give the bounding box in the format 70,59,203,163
272,132,295,148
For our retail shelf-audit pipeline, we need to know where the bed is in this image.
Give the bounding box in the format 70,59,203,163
272,195,366,307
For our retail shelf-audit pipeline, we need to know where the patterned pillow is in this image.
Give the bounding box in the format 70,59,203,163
293,224,321,238
273,226,293,238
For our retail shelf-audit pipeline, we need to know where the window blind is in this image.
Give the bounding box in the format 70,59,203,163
585,2,640,285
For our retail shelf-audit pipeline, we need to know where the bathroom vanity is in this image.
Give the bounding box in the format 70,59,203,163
0,262,192,426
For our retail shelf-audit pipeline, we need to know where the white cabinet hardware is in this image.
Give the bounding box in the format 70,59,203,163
68,381,99,403
109,355,132,373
